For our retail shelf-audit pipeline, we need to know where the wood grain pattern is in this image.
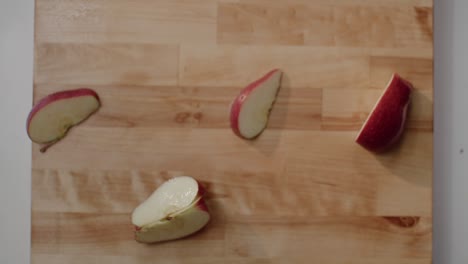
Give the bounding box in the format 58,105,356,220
35,0,218,44
35,43,179,86
217,2,433,48
33,0,433,263
180,46,371,88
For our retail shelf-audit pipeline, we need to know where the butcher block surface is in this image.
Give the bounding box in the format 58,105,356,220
32,0,433,263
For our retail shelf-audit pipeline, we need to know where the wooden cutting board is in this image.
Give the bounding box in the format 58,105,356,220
32,0,433,263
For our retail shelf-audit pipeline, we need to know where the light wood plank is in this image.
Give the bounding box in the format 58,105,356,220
36,0,217,44
32,212,226,256
32,212,431,259
180,46,370,88
218,3,331,46
218,0,433,7
225,216,431,258
32,129,431,216
35,43,179,86
33,254,432,264
284,131,432,216
370,55,433,90
218,2,432,48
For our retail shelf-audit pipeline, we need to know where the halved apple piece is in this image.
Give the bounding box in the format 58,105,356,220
356,74,413,152
131,176,210,244
26,88,101,152
230,69,283,139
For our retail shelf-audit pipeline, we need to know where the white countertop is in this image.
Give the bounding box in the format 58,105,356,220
0,0,466,263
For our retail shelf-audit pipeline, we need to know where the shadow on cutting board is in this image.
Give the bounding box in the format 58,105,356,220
245,72,291,157
375,88,432,188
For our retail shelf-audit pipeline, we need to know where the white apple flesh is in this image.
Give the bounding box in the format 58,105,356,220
131,176,210,244
230,69,283,139
27,88,101,152
356,74,413,152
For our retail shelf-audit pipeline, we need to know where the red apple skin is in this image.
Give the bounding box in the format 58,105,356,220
230,69,282,139
26,88,101,142
356,74,413,152
197,181,207,197
195,196,209,212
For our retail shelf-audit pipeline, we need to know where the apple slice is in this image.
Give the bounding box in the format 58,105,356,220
230,69,283,139
356,74,413,152
26,88,101,152
131,176,210,244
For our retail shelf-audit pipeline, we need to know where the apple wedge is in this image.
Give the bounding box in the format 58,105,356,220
356,74,413,152
26,88,101,152
230,69,283,139
131,176,210,244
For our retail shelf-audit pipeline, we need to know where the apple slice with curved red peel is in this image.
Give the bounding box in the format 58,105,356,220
356,74,413,152
131,176,210,244
26,88,100,152
230,69,283,139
